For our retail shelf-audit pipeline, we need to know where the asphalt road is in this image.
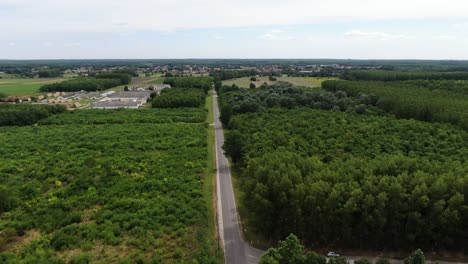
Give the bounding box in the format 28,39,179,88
213,91,264,264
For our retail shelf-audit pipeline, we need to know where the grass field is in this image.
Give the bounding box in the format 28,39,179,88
222,76,336,88
0,78,66,96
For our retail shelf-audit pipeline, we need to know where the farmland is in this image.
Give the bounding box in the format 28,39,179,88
0,78,67,95
222,76,335,88
0,78,220,263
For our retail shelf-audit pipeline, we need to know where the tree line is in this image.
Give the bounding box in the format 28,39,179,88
342,70,468,81
163,77,213,94
322,80,468,130
261,234,429,264
217,82,375,126
39,72,132,92
0,104,66,126
152,88,206,108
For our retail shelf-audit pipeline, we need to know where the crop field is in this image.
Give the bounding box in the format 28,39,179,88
222,76,336,88
0,102,219,263
0,78,66,95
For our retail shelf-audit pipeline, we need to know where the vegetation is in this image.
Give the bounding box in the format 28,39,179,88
323,80,468,129
152,88,206,108
40,72,131,92
39,108,207,125
217,82,374,125
37,69,63,78
220,103,467,250
259,234,326,264
0,78,67,95
343,70,468,81
0,81,220,262
261,234,429,264
163,77,212,93
39,78,122,92
0,104,66,126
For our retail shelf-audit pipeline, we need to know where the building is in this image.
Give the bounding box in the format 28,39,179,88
90,91,151,109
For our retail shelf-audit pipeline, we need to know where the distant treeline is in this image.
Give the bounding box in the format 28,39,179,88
0,104,66,126
343,70,468,81
210,70,258,81
39,73,131,92
323,80,468,130
152,89,206,108
163,77,212,93
37,69,63,78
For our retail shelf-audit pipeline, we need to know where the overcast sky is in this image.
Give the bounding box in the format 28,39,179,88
1,0,468,59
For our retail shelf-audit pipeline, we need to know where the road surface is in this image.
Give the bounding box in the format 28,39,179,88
213,91,264,264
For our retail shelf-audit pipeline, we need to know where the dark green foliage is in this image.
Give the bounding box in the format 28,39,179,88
323,80,468,129
94,73,131,84
163,77,212,93
39,108,207,125
343,70,468,81
0,104,66,126
376,259,391,264
152,88,206,108
223,108,467,250
218,82,375,125
210,69,258,81
37,69,62,78
40,78,122,92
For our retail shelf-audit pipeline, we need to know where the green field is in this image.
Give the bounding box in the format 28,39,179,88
222,76,336,88
0,78,66,96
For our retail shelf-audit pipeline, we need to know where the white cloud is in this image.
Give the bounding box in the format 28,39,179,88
345,30,405,40
212,35,224,40
2,0,468,35
43,41,53,47
8,42,15,46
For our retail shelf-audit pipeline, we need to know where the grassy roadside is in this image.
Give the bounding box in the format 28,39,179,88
204,90,224,263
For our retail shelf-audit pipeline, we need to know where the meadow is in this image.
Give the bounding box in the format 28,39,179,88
222,76,335,88
0,78,66,96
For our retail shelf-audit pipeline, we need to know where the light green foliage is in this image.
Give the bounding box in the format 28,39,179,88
405,249,426,264
0,107,218,262
260,234,326,264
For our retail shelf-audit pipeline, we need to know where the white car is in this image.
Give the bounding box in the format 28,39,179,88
327,252,340,257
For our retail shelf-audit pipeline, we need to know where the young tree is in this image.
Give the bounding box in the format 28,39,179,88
250,83,256,89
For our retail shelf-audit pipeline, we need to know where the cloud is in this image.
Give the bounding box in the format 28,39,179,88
43,41,53,47
259,30,294,40
8,42,15,46
345,30,405,40
212,35,224,40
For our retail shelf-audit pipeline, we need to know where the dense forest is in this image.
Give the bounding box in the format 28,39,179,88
0,80,219,263
0,104,66,126
323,80,468,130
163,77,212,93
39,73,131,92
342,70,468,81
152,88,206,108
217,82,374,126
218,79,468,252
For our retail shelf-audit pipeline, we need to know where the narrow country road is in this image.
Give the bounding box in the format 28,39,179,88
213,91,264,264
